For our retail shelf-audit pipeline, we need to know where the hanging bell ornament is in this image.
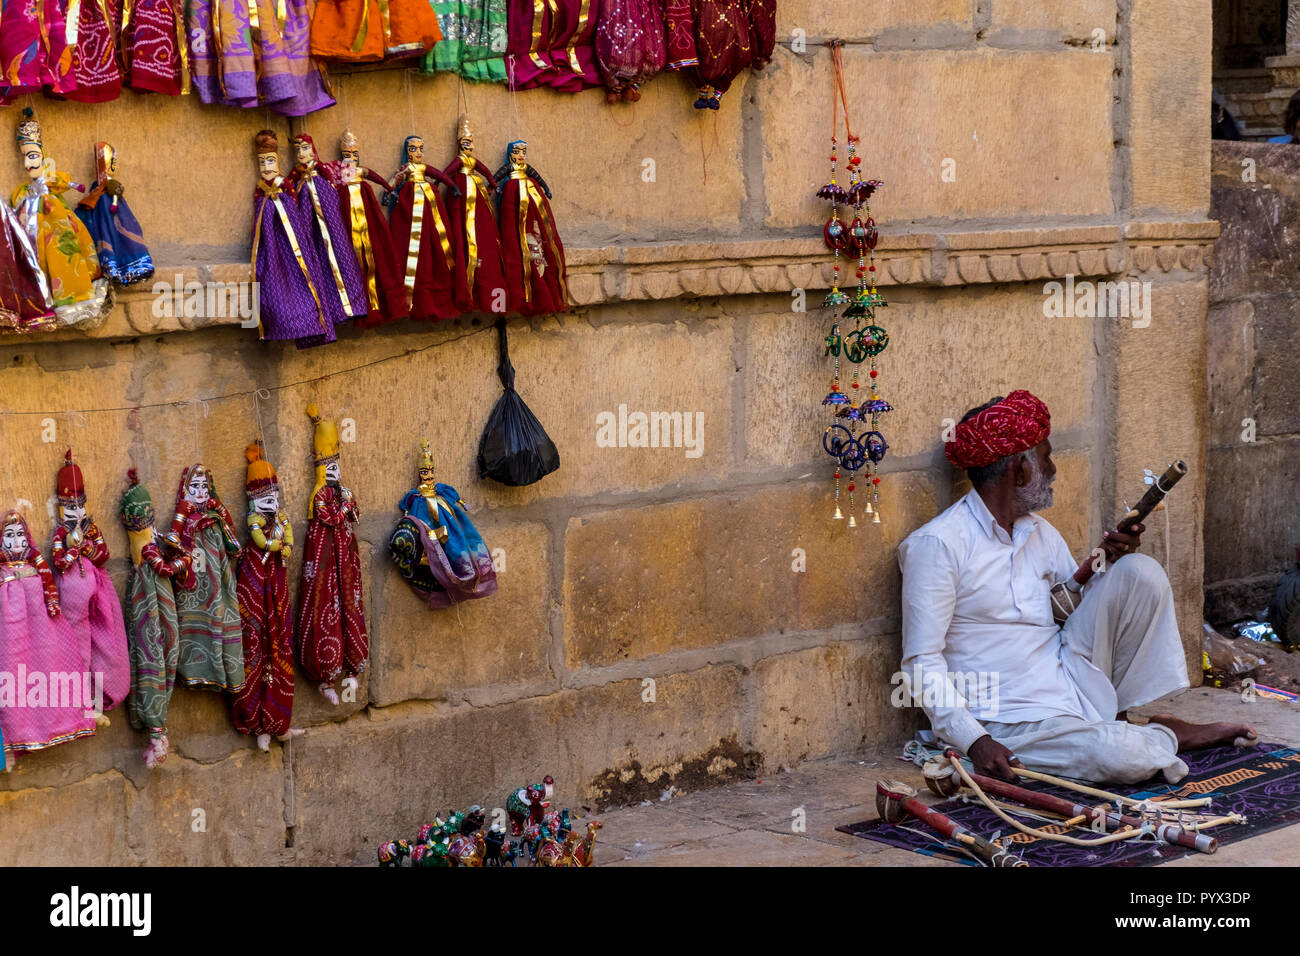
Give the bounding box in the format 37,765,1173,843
872,512,881,525
833,506,844,520
864,500,873,514
848,515,857,528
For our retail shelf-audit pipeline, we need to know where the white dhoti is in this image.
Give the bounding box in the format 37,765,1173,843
979,554,1191,785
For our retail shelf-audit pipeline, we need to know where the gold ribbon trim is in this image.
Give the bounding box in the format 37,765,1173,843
402,168,456,308
461,156,479,294
252,184,327,335
566,0,590,74
528,0,548,68
248,0,260,35
305,176,355,317
349,0,370,53
513,171,531,307
347,184,380,311
174,0,190,93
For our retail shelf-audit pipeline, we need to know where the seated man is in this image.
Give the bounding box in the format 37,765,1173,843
898,390,1254,784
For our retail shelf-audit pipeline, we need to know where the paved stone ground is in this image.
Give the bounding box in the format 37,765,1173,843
592,687,1300,866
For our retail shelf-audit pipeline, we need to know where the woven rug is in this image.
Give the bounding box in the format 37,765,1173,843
836,743,1300,866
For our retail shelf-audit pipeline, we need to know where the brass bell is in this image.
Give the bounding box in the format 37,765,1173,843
848,515,858,528
833,506,844,520
864,501,874,514
872,512,881,525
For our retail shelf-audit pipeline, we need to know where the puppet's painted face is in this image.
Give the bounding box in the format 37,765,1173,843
341,146,360,165
2,520,28,555
418,466,435,487
510,142,527,168
406,138,424,165
325,460,341,483
59,502,87,528
22,146,43,180
294,139,315,169
458,134,473,156
252,490,279,515
258,152,280,183
185,471,211,506
106,151,118,177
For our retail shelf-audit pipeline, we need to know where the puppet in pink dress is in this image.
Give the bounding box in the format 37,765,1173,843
50,451,131,725
0,0,76,100
0,511,101,761
596,0,667,103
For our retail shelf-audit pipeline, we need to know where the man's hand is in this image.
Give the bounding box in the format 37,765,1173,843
1098,521,1144,566
968,735,1023,782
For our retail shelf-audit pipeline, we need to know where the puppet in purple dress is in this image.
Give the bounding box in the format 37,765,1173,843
251,129,337,348
290,134,366,327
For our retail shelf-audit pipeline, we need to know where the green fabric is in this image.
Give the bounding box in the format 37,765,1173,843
119,482,155,531
126,563,181,739
175,522,245,692
422,0,507,81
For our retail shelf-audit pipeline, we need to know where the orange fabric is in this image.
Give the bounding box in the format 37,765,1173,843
387,0,442,54
311,0,385,60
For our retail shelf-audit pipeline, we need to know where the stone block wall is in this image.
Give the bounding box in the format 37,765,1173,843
0,0,1215,864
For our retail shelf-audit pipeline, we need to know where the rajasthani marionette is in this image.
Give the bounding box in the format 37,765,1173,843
444,115,507,315
663,0,698,72
290,133,367,327
119,470,193,769
332,129,408,325
596,0,668,103
0,511,96,759
388,134,461,321
0,0,75,100
389,439,497,608
252,129,336,348
121,0,188,96
50,450,131,721
232,442,303,750
311,0,444,61
424,0,508,81
495,140,568,316
66,0,124,102
691,0,752,110
0,200,56,332
297,405,369,705
171,463,245,692
76,142,155,286
13,108,111,328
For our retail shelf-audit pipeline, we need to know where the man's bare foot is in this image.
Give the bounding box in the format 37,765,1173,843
1148,713,1257,750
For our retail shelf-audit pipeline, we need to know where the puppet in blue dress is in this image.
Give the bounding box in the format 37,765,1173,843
75,142,154,286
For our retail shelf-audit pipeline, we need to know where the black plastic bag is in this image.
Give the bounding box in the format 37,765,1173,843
477,318,560,486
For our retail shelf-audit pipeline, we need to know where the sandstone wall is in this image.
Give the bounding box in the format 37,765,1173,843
0,0,1214,864
1205,140,1300,623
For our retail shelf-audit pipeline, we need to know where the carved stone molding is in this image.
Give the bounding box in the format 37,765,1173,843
8,220,1219,342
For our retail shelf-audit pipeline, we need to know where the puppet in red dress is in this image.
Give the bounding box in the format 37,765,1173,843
691,0,751,110
443,114,508,315
297,404,368,705
331,129,408,325
387,133,462,321
494,140,568,316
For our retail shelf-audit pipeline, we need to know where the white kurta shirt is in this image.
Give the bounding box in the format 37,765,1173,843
897,489,1109,751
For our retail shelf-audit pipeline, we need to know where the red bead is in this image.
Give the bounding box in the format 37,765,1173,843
870,369,878,378
851,382,859,388
848,484,855,492
868,265,875,271
872,478,880,485
834,472,840,478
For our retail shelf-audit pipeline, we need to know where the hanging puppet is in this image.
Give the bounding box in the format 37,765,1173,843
0,199,56,332
424,0,508,81
13,108,111,328
443,115,507,315
290,133,367,327
663,0,698,72
171,463,245,692
66,0,124,103
504,0,599,90
120,470,193,769
76,142,155,287
312,0,444,61
387,133,462,321
50,450,132,722
231,442,303,750
122,0,188,96
297,404,369,705
494,139,568,316
690,0,752,110
596,0,668,103
331,129,408,325
389,439,497,608
0,510,98,760
0,0,76,100
251,129,336,348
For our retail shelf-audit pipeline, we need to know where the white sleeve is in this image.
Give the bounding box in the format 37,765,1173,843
897,533,988,753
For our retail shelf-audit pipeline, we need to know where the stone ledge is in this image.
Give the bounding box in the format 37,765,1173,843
4,221,1218,342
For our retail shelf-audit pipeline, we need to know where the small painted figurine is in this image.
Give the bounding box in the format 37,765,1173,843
387,133,462,321
443,114,507,315
251,129,336,348
506,775,554,835
378,839,411,866
447,832,486,866
12,108,110,328
232,442,303,751
0,510,96,761
172,463,245,692
389,439,497,607
290,133,367,328
0,199,56,332
494,140,568,315
51,450,131,723
331,129,408,325
297,404,369,705
76,142,156,286
120,470,194,769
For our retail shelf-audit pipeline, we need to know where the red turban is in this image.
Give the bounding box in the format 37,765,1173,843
945,390,1051,469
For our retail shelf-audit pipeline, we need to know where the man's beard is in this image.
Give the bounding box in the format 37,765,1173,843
1015,457,1054,513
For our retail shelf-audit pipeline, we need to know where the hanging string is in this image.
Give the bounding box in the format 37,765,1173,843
0,324,495,417
405,69,416,133
252,387,273,466
340,74,351,132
